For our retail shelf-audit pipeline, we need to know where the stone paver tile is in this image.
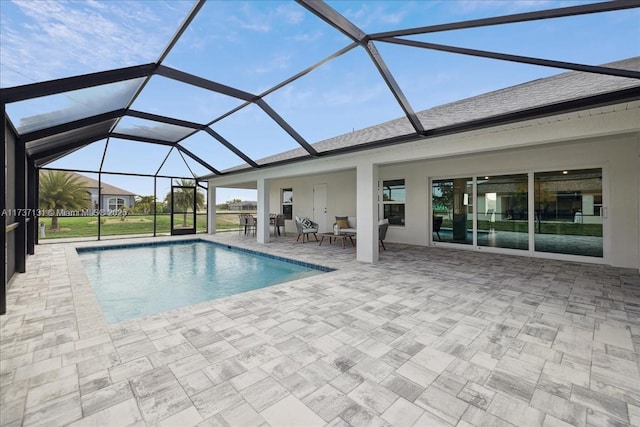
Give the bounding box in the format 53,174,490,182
395,360,438,387
349,357,394,383
381,397,424,427
199,340,240,364
215,401,266,427
13,356,62,382
415,384,468,425
485,369,536,402
541,359,590,388
542,414,575,427
531,389,588,427
461,405,514,427
236,344,281,370
330,370,364,395
148,342,197,367
410,346,455,374
594,320,634,350
25,370,78,408
109,357,153,384
229,367,269,391
356,338,393,359
380,373,424,402
432,371,467,396
570,384,629,424
203,357,247,385
469,350,499,370
282,371,321,398
191,381,244,419
1,398,25,427
260,354,303,380
348,379,399,415
177,369,213,397
23,392,82,427
79,370,112,396
340,402,390,427
136,381,192,424
240,376,289,412
303,384,356,422
487,392,545,427
81,380,133,417
495,354,542,384
629,403,640,426
261,394,324,427
156,405,202,427
68,398,143,427
457,381,495,410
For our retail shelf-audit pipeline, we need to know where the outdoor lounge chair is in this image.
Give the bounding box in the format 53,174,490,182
379,218,389,250
295,216,318,242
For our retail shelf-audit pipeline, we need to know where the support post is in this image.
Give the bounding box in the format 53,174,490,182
15,133,26,273
208,184,216,234
27,160,36,254
257,178,270,244
356,161,379,263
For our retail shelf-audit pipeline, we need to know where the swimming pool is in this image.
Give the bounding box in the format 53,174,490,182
77,240,330,323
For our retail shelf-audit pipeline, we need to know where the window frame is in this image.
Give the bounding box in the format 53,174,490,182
380,178,405,226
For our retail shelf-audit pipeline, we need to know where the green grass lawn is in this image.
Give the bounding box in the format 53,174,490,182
39,212,245,239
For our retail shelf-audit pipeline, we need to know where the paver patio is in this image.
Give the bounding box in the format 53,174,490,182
1,233,639,426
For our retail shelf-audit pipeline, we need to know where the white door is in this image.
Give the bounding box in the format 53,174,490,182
313,183,328,232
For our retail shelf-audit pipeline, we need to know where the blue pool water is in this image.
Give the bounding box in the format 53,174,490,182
77,240,329,323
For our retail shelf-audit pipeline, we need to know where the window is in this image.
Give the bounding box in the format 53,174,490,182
381,179,405,226
108,197,125,211
282,188,293,220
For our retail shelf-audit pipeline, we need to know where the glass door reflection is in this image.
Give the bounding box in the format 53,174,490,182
477,174,528,250
432,178,473,245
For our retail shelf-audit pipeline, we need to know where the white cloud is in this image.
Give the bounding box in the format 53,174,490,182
1,0,192,87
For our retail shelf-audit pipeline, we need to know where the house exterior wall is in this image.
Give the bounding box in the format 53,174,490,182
208,105,640,269
378,133,639,268
267,169,356,233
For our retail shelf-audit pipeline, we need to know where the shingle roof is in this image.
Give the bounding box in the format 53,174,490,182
223,57,640,173
72,173,137,196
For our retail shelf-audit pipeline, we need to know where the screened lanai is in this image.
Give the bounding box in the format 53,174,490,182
2,0,640,314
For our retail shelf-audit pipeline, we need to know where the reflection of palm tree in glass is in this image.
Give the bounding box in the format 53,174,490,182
164,179,205,227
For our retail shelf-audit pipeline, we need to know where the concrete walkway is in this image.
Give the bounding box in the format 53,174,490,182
1,233,639,426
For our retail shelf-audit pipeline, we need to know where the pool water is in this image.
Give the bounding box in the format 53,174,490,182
77,240,328,323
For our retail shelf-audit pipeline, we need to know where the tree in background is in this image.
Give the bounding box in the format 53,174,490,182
39,170,91,229
164,179,205,227
134,195,159,214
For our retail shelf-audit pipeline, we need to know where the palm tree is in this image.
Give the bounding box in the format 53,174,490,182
134,195,157,214
39,171,91,229
164,179,205,227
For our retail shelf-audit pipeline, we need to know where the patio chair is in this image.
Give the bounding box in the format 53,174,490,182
378,218,389,250
433,216,443,241
274,214,286,237
238,214,247,235
295,216,318,242
245,215,256,236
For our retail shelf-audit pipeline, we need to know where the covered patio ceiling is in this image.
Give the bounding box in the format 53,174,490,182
1,0,639,182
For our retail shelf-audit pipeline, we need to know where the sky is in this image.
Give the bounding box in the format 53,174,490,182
1,0,639,204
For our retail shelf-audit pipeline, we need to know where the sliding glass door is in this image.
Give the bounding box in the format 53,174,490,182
534,168,603,257
432,178,472,245
477,174,528,250
431,168,603,259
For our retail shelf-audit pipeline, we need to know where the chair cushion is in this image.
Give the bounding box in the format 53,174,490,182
301,218,313,228
336,216,349,229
